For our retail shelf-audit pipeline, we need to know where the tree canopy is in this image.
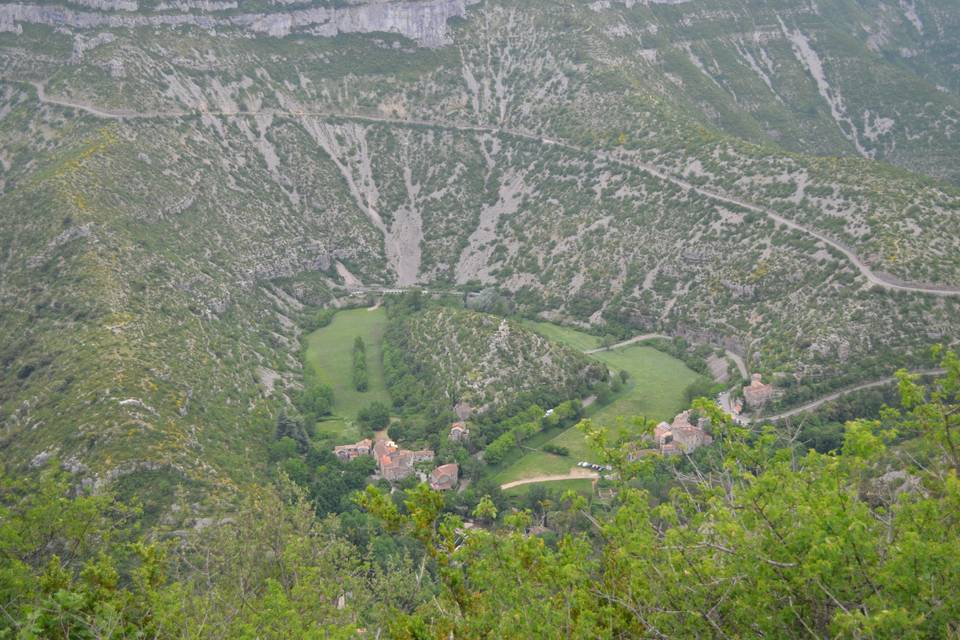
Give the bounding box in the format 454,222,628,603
2,350,958,638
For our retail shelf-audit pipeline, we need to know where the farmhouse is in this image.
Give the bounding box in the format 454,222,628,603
449,422,470,442
333,439,372,462
654,411,713,456
429,463,459,491
743,373,774,408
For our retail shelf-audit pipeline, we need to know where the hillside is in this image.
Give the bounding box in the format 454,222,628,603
2,353,958,638
384,305,608,413
0,0,958,500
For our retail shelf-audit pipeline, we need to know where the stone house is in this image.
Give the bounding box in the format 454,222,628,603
382,450,415,481
371,439,435,481
333,438,372,462
449,422,470,443
743,373,774,408
654,411,713,456
429,463,459,491
411,449,435,464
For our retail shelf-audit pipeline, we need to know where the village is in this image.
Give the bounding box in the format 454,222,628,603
333,422,471,491
330,373,777,490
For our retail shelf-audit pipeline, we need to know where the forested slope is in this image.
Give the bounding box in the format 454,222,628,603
2,352,958,638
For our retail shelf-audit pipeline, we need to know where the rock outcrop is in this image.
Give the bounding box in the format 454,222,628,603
0,0,479,46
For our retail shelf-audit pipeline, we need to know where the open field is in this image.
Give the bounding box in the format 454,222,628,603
496,324,704,484
491,447,574,484
589,346,703,424
522,320,603,352
304,308,391,442
503,478,595,497
314,417,361,444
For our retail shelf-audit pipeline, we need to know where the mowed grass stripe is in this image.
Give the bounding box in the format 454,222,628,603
304,308,391,441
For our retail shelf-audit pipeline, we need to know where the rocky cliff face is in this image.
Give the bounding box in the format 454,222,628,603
0,0,479,45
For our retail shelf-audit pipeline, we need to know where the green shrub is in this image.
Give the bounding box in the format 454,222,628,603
358,401,390,430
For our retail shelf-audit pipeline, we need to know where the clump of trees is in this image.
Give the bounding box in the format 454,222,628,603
683,376,721,405
542,444,569,456
352,336,368,392
299,380,333,424
358,401,390,431
298,362,334,426
484,401,583,465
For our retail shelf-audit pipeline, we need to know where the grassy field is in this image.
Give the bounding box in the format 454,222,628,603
491,448,574,484
304,307,391,443
522,320,602,352
503,478,595,497
590,346,702,424
496,325,704,485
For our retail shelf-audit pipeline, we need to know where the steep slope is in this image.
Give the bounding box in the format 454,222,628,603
0,0,958,499
386,306,608,411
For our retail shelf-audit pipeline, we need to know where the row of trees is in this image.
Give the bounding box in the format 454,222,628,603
484,400,583,465
352,336,368,392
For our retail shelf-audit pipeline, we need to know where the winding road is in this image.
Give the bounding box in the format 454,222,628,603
13,78,960,298
583,333,670,354
758,368,946,422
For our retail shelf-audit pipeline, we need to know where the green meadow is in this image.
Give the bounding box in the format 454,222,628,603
497,324,704,484
503,478,595,497
304,307,391,443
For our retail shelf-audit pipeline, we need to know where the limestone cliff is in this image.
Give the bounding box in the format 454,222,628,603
0,0,479,46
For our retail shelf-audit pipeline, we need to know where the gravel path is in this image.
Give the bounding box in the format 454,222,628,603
500,469,599,490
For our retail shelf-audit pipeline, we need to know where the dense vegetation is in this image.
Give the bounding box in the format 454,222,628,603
2,351,957,638
352,337,369,393
1,3,960,637
383,301,608,417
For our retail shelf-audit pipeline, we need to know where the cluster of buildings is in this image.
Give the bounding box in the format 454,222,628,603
333,437,432,481
333,438,372,461
332,422,469,489
626,410,714,459
653,410,713,456
623,373,777,460
373,439,435,481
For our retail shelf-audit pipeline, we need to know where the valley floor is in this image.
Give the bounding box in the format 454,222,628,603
493,325,705,487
